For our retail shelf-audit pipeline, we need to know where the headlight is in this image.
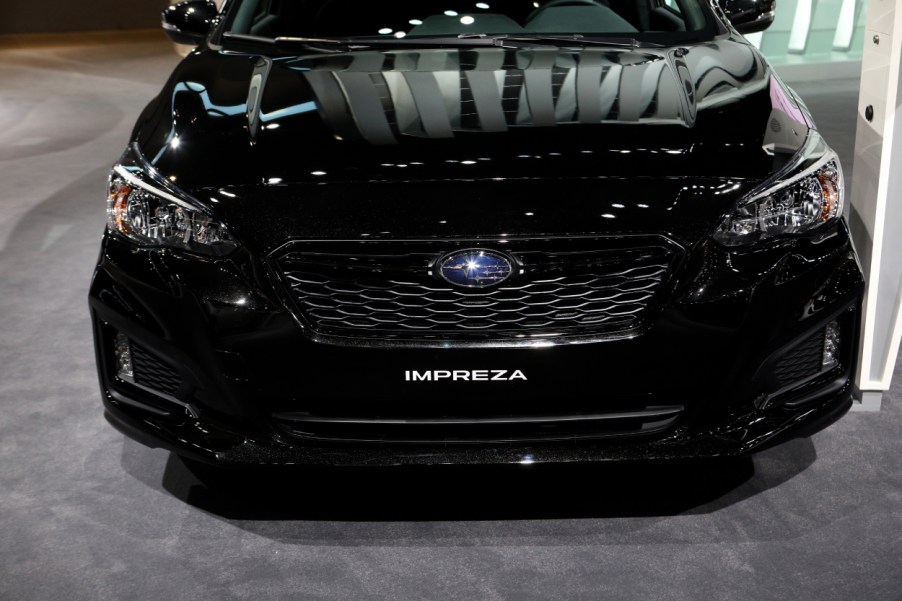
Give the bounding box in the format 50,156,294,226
107,165,236,257
714,135,844,247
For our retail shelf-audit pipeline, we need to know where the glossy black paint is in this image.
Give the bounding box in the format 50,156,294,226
90,0,862,467
138,43,790,190
162,0,219,45
722,0,776,35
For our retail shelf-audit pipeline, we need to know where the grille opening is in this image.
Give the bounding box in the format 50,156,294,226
273,405,685,444
272,239,679,342
130,343,182,397
773,320,841,387
102,325,189,416
107,328,183,398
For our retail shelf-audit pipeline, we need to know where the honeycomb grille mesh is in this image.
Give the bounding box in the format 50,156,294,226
774,328,825,386
273,241,677,340
131,343,181,396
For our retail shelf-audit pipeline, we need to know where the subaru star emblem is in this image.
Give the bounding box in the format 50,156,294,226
438,249,514,288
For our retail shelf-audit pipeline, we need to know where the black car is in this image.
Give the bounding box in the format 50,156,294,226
90,0,863,467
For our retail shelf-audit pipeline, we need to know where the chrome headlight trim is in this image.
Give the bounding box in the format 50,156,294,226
106,144,237,256
714,132,844,247
111,165,198,212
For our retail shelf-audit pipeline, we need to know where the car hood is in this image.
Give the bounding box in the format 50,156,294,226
133,38,813,248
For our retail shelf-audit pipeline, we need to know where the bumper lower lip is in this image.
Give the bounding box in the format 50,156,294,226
102,387,854,467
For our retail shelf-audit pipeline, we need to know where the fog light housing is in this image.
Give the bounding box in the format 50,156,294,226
822,320,840,369
114,332,134,380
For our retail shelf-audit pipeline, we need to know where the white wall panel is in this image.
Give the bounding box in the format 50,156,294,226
850,0,902,409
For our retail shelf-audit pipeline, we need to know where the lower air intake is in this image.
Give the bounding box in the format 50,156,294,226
130,342,182,397
774,322,840,387
272,405,684,444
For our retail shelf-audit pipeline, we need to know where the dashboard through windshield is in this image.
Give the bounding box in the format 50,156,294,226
221,0,718,45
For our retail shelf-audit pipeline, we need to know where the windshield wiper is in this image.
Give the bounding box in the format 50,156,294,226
278,35,520,48
223,32,511,51
461,34,666,48
224,31,665,51
222,32,353,52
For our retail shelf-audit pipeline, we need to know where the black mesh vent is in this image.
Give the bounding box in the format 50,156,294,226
272,240,679,341
131,343,181,397
774,329,825,386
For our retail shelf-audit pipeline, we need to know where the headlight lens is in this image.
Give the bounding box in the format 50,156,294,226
107,170,236,256
714,147,844,247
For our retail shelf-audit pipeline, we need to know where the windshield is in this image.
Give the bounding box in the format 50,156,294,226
222,0,717,44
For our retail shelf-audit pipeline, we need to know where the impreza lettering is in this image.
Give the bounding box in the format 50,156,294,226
409,371,432,382
405,370,528,381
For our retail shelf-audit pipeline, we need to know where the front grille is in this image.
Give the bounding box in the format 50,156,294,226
773,328,826,386
131,343,181,397
272,238,679,341
272,405,685,444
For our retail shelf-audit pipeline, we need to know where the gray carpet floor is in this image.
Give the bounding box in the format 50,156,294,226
1,34,900,601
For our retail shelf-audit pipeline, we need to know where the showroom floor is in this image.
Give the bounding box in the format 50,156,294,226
1,33,900,601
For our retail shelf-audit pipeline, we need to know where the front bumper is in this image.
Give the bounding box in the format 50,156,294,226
89,222,864,467
103,390,853,466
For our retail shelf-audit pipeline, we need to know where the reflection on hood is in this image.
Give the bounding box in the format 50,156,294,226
138,39,809,189
272,45,768,145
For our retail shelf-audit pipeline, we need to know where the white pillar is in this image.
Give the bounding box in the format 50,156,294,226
849,0,902,410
